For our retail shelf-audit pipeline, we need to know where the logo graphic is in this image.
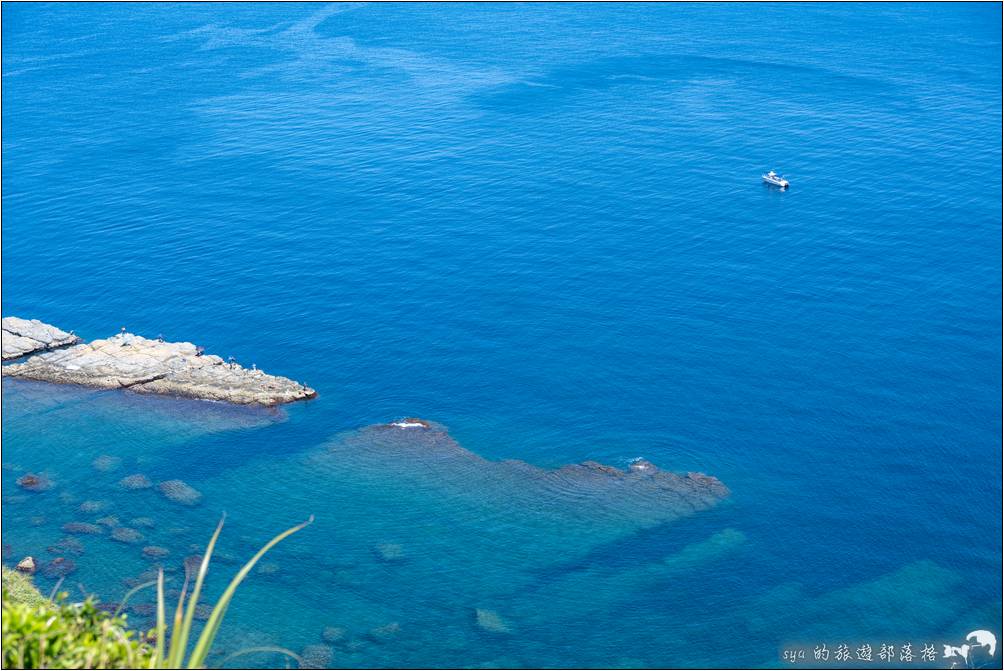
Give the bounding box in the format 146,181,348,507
943,631,997,668
966,631,997,657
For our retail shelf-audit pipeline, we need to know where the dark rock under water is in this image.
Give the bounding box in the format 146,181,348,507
339,421,729,524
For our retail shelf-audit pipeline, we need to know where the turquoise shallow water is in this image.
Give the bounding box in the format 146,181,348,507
2,3,1002,668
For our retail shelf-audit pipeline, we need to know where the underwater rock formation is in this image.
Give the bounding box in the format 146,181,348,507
110,527,144,544
374,543,405,562
337,421,730,523
78,500,108,513
509,527,748,627
3,331,315,406
119,474,153,490
321,627,347,645
41,557,77,578
91,455,122,472
385,417,433,429
367,622,401,643
47,537,85,556
158,479,202,506
16,473,52,492
300,645,334,669
475,608,513,634
142,546,170,559
256,562,280,576
2,317,80,360
61,522,102,535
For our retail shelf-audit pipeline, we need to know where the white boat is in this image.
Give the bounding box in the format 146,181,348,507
762,170,789,188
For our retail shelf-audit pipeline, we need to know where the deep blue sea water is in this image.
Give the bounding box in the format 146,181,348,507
2,3,1001,668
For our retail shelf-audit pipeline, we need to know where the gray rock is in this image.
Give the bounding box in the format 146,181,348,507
96,516,120,528
158,479,202,506
130,517,156,528
1,317,80,360
15,556,36,574
4,331,315,405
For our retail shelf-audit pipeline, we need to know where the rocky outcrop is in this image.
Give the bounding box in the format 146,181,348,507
2,317,80,360
385,417,432,429
15,556,36,575
3,331,315,406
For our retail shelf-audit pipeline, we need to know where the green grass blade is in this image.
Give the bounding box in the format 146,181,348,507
152,569,166,669
219,645,303,667
165,559,191,667
186,516,313,669
170,515,226,667
113,579,157,619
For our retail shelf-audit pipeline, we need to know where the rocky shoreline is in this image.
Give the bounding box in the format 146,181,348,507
2,317,80,360
2,318,315,406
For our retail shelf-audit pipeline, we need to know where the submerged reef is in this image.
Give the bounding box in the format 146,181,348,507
2,317,80,360
337,420,729,525
2,324,315,406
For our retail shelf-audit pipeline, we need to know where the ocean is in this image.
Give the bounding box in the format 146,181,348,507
2,3,1001,668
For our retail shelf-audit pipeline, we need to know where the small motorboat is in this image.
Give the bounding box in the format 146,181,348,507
762,170,789,188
